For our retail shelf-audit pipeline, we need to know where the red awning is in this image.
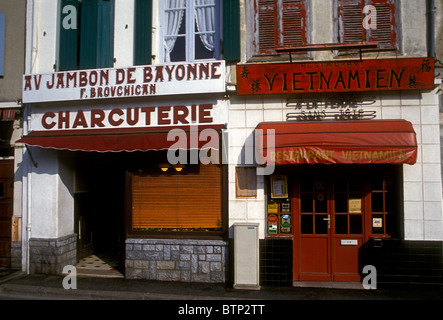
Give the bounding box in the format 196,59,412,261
17,125,224,152
256,120,417,165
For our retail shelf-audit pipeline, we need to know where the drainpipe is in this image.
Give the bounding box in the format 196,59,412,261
23,0,37,274
426,0,435,58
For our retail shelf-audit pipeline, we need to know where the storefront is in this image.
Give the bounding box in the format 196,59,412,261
233,57,443,288
18,61,230,282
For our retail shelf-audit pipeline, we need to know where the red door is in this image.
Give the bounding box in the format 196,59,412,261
293,173,366,282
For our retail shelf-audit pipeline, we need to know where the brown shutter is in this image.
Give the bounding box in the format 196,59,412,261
368,0,396,48
281,0,306,47
338,0,365,44
338,0,396,48
257,0,277,54
257,0,306,54
132,164,222,230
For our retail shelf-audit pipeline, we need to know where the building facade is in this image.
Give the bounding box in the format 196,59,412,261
14,0,443,290
0,0,25,272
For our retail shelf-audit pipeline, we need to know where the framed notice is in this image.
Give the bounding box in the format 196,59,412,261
270,175,288,198
349,198,362,213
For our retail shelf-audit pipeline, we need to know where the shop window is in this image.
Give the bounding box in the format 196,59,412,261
160,0,221,63
370,175,393,235
58,0,115,71
131,163,222,233
236,167,257,198
255,0,307,55
337,0,397,49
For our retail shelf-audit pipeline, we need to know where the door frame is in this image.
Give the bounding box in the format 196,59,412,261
291,165,400,282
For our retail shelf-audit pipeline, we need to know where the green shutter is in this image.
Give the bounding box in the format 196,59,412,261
58,0,79,71
223,0,240,61
79,0,114,69
134,0,153,66
79,0,98,69
97,0,115,68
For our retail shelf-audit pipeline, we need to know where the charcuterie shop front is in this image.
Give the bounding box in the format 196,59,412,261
235,57,440,287
18,61,230,282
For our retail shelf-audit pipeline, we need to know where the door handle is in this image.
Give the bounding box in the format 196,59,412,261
323,215,331,228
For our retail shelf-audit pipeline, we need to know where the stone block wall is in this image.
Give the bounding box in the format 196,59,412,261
125,239,229,283
10,241,22,270
29,234,77,274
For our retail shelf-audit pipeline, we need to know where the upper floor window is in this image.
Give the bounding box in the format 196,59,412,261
160,0,221,63
58,0,114,71
255,0,307,55
338,0,397,49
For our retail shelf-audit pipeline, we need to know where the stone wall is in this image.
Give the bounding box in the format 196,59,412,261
125,239,229,283
10,241,22,270
29,234,77,274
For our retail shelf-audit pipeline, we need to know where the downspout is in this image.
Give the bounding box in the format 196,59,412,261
23,0,37,274
426,0,435,58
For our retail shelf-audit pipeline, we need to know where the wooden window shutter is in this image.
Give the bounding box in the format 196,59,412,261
58,0,79,71
96,0,115,68
368,0,396,48
338,0,365,44
132,164,222,230
257,0,277,54
79,0,98,69
223,0,241,61
257,0,306,55
338,0,396,48
134,0,153,66
281,0,306,47
79,0,114,69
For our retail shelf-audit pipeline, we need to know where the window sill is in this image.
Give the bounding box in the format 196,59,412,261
127,230,226,241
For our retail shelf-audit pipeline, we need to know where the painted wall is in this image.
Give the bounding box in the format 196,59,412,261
0,0,26,102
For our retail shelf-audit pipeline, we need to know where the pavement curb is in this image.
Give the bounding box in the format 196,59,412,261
0,282,250,300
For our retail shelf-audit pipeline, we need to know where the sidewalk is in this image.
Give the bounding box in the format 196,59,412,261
1,271,443,301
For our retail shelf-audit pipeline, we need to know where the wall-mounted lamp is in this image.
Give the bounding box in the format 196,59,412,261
158,163,171,172
173,164,185,172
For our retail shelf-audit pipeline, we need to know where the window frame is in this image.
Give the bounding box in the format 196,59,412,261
159,0,221,63
126,159,228,240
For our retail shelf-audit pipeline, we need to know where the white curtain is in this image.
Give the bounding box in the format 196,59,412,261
194,0,215,53
164,0,186,62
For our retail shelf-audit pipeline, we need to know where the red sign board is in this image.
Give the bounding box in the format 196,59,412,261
237,58,434,95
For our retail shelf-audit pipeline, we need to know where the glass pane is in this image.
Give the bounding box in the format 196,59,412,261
315,193,327,213
371,177,384,191
335,214,348,234
372,214,384,234
335,193,347,213
301,215,313,234
371,192,384,212
385,192,393,213
349,179,362,192
315,215,328,234
334,177,347,192
195,33,215,59
300,179,313,192
300,193,313,213
168,36,186,62
350,215,363,234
